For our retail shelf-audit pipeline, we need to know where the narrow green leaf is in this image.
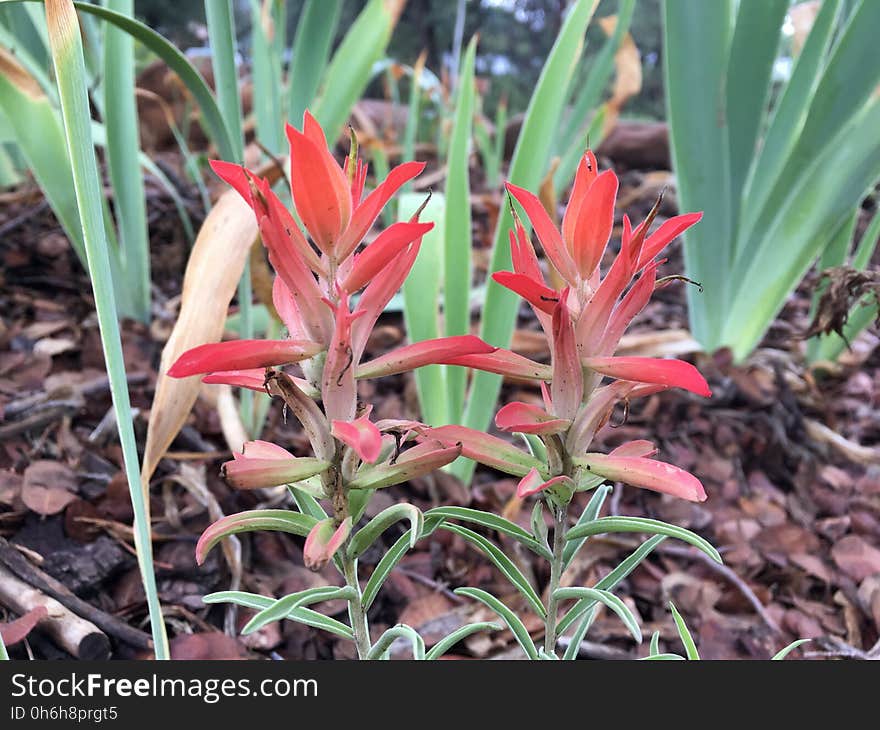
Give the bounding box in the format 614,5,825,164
348,503,424,560
0,624,8,660
443,35,477,424
668,601,699,660
287,0,341,128
441,523,545,618
456,0,599,484
362,529,411,611
102,0,150,322
771,638,811,661
44,0,167,658
425,505,553,559
557,535,665,635
312,0,401,139
640,653,686,660
197,509,318,564
454,587,539,660
562,484,612,570
242,586,357,635
562,605,597,660
288,485,329,521
425,622,502,660
399,191,448,426
554,587,642,643
249,0,284,152
565,516,721,564
367,624,425,660
649,629,660,656
663,0,734,348
203,590,354,640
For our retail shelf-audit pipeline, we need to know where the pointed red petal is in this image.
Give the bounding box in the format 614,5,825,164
571,169,618,279
286,120,351,255
582,356,711,397
168,339,323,378
210,159,254,206
236,440,295,460
342,221,434,293
598,261,660,356
349,440,461,490
506,182,578,284
637,212,703,270
516,468,575,498
419,425,545,477
562,151,599,253
609,439,658,458
492,271,560,315
551,291,583,421
495,401,570,435
332,412,383,464
444,349,553,381
202,368,268,392
356,335,495,379
565,381,636,456
337,161,426,261
578,453,707,502
321,292,364,423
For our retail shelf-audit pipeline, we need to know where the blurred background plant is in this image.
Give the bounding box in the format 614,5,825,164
664,0,880,362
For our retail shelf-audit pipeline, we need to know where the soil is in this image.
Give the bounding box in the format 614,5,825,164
1,126,878,661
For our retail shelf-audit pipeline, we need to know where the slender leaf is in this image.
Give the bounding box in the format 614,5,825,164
203,590,354,640
557,535,665,634
242,586,357,634
367,624,425,660
554,587,642,643
649,629,660,656
348,504,424,560
362,529,411,611
425,622,501,660
441,523,545,618
454,587,539,660
771,638,811,661
197,509,318,564
565,516,721,563
426,505,553,559
668,601,699,660
640,653,685,660
43,0,168,658
287,0,341,128
562,605,597,660
562,484,612,570
443,35,477,424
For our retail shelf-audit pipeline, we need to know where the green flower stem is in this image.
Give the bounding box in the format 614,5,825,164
544,505,567,655
341,551,372,660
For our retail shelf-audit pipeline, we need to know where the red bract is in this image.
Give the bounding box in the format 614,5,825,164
443,151,709,505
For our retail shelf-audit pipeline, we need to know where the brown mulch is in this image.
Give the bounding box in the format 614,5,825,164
1,139,878,661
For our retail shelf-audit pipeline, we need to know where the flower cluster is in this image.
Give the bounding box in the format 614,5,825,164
170,113,714,659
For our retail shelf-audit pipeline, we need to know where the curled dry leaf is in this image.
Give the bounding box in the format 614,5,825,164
140,161,282,499
0,606,49,647
22,460,78,516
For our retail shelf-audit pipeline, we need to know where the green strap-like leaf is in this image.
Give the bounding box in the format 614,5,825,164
565,516,721,564
362,529,412,612
203,590,354,640
425,622,502,660
241,586,357,635
455,0,599,484
553,587,642,644
367,624,426,660
649,630,661,657
197,509,318,564
771,638,811,661
668,601,700,660
441,523,546,619
557,535,665,635
454,587,538,660
287,0,340,128
426,506,553,559
562,484,612,570
640,653,686,660
348,503,424,560
443,35,477,425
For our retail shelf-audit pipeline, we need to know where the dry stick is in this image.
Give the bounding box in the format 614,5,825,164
0,537,152,651
0,563,110,659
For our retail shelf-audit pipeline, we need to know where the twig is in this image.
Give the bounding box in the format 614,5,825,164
0,536,152,650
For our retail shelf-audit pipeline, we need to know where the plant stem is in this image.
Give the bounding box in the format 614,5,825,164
341,553,372,660
544,505,567,655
